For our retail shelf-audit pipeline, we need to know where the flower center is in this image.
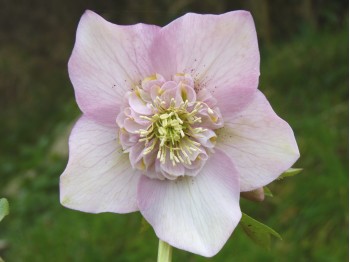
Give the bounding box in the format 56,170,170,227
138,97,206,166
116,73,223,180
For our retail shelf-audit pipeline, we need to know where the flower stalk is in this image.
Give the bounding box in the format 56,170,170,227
157,239,172,262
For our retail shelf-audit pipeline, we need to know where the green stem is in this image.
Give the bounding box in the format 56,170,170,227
157,239,173,262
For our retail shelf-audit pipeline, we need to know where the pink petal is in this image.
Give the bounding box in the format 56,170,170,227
175,83,197,103
60,116,141,213
160,160,185,179
181,148,208,177
138,149,241,257
196,88,217,108
173,73,195,87
129,142,145,169
194,129,217,149
118,128,138,150
151,11,259,118
128,92,153,115
216,91,300,192
69,10,160,124
123,118,144,133
141,73,166,92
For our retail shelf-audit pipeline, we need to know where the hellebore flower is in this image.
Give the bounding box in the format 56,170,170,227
60,10,299,257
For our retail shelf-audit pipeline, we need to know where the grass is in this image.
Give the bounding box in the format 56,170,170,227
0,24,348,261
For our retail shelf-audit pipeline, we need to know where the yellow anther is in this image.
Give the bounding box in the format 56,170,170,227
142,74,157,83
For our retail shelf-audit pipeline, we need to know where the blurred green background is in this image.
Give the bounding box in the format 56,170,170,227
0,0,348,261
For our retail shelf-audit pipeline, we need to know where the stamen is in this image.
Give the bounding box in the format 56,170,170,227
134,90,210,166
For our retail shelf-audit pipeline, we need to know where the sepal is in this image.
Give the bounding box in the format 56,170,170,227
240,213,282,250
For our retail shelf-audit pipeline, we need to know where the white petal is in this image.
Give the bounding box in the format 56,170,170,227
60,116,140,213
138,149,241,257
217,91,300,191
151,11,259,118
69,10,160,124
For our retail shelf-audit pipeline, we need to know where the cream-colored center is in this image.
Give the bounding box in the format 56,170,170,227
137,97,205,166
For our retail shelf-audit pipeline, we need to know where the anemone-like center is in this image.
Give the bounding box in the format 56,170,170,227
116,73,223,180
138,97,206,166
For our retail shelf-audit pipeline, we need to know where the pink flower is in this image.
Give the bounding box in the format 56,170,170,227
60,10,299,257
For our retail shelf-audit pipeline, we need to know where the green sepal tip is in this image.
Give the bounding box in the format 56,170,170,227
0,198,9,222
278,168,303,180
240,212,282,250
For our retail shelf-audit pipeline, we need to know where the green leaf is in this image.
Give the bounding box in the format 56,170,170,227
240,213,282,250
278,168,303,180
263,187,273,197
0,256,4,262
0,198,9,222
